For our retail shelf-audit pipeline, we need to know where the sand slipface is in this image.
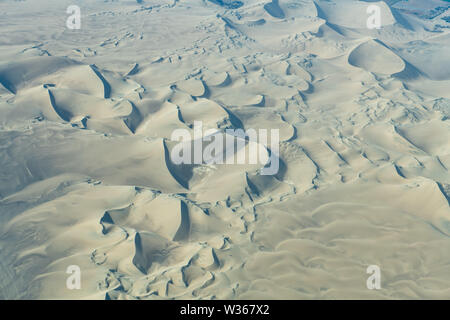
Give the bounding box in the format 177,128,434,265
348,39,406,75
0,0,449,300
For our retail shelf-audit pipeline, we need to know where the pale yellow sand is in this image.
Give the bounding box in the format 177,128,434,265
0,0,449,299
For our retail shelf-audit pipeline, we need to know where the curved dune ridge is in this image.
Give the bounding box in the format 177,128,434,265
348,39,406,75
263,0,285,19
394,34,450,81
314,0,396,29
0,0,449,300
244,180,450,299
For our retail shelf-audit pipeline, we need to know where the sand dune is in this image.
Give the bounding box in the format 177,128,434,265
0,0,449,300
315,0,396,29
348,39,406,75
264,0,285,19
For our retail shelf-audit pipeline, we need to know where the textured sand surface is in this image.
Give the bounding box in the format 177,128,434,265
0,0,449,299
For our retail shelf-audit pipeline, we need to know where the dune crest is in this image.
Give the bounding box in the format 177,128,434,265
0,0,449,300
348,39,405,75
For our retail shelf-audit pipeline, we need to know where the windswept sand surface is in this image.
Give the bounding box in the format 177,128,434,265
0,0,449,299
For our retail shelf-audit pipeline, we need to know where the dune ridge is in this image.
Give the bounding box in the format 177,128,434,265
0,0,449,300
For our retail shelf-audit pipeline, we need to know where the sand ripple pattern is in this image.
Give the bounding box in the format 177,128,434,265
0,0,449,299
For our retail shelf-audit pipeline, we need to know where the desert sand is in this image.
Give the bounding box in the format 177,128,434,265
0,0,449,299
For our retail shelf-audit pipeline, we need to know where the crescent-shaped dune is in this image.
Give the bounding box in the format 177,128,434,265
0,0,449,300
348,39,405,75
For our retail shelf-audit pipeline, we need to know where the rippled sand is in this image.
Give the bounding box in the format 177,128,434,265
0,0,449,299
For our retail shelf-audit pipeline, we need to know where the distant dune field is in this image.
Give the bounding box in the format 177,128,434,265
0,0,449,300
